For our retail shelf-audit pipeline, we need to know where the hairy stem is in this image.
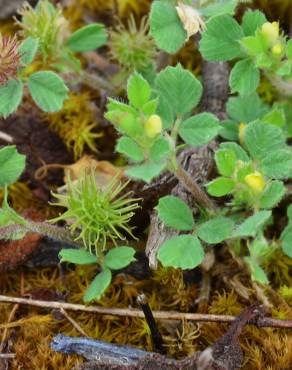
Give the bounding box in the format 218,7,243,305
174,163,217,212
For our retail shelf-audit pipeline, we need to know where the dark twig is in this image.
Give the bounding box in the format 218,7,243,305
137,294,166,355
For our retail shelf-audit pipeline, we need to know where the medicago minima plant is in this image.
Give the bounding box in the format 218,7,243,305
0,0,292,301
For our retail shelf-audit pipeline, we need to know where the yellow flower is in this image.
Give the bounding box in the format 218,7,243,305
261,21,279,44
144,114,162,138
176,2,205,39
238,122,247,144
272,43,283,56
244,172,266,194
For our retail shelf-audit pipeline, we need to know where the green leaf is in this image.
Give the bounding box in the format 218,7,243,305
287,205,292,221
116,137,144,162
155,64,202,116
0,146,26,187
286,39,292,59
259,181,286,209
0,79,23,118
150,1,186,53
220,142,250,162
244,257,269,284
219,120,239,141
197,216,235,244
127,72,151,109
226,93,269,123
141,98,159,116
232,211,272,238
179,113,220,147
84,269,112,302
28,71,68,112
59,248,97,264
261,149,292,179
149,137,171,162
206,177,235,197
261,108,286,128
157,235,204,269
242,10,267,36
126,162,165,183
156,96,174,129
241,36,266,56
244,121,285,159
229,59,260,95
215,148,237,177
19,37,39,65
156,195,195,231
276,61,292,77
67,23,107,52
104,247,136,270
281,224,292,257
199,14,244,61
200,0,238,17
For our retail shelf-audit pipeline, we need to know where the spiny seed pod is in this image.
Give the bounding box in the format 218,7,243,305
144,114,162,138
261,22,279,44
244,172,266,194
0,34,21,85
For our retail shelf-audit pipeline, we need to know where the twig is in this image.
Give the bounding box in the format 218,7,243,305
0,131,14,143
59,307,89,337
0,304,19,353
0,353,15,359
137,294,165,354
0,295,291,329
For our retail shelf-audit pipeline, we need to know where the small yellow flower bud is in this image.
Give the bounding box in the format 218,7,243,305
144,114,162,138
244,172,266,194
239,123,247,144
272,43,283,56
261,21,279,44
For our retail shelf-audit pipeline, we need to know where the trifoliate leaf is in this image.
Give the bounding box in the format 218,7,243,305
259,181,286,209
0,79,23,118
104,247,136,270
261,149,292,179
243,121,285,159
155,64,202,117
28,71,68,112
59,249,97,264
67,23,107,52
226,93,269,123
127,72,151,109
116,137,144,162
200,0,238,17
179,113,220,147
0,146,26,187
232,211,272,238
126,162,165,183
206,177,235,197
19,37,39,65
215,148,237,177
199,14,244,61
84,269,112,302
150,1,187,53
157,235,204,269
229,59,260,95
242,10,267,36
156,195,195,231
197,216,235,244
